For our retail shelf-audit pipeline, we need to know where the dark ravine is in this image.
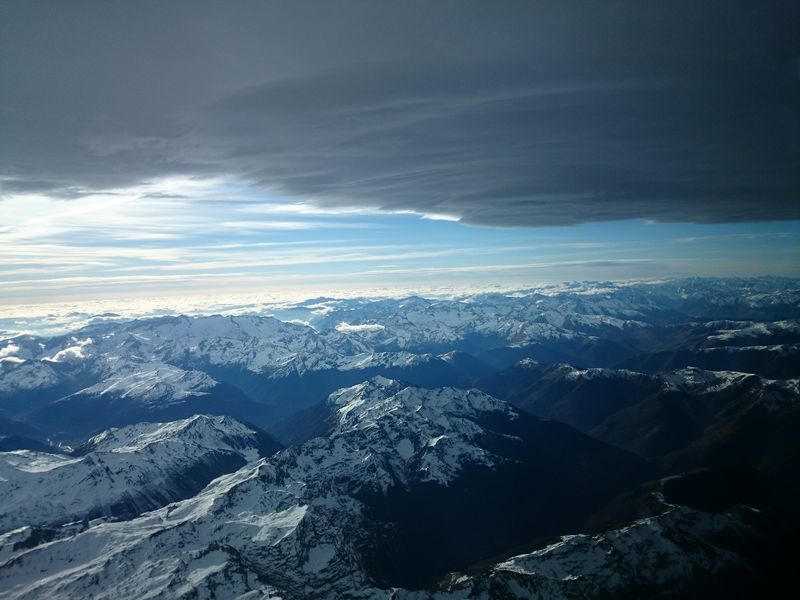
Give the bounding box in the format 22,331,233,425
359,410,657,589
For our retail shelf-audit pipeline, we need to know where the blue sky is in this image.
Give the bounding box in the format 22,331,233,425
1,176,797,304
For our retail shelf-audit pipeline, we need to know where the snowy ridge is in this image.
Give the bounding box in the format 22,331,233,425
700,342,800,355
405,505,757,600
0,315,437,407
658,365,798,409
84,414,262,456
327,377,515,486
114,314,356,374
0,360,61,395
0,415,269,533
661,366,755,392
338,351,436,371
316,300,583,351
557,364,644,382
705,319,800,342
518,358,796,402
749,376,800,413
70,364,218,406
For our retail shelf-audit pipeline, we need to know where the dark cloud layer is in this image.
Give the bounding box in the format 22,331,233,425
1,1,799,226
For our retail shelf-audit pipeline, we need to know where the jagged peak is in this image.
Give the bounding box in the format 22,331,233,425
84,414,258,454
328,376,407,410
561,364,646,381
662,366,756,392
328,377,510,428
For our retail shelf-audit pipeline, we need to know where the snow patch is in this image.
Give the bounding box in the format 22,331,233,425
304,543,336,572
395,438,414,460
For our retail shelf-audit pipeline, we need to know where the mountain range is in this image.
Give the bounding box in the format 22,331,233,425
0,278,797,598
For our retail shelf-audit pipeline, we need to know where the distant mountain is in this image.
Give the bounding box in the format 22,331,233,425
478,360,800,506
25,363,282,443
1,279,798,446
619,343,800,379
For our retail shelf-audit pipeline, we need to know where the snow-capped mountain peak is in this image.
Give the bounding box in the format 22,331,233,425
75,364,218,406
83,414,263,456
325,377,515,486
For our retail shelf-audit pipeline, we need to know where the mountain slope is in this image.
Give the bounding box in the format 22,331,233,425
0,415,280,533
25,363,282,443
0,378,654,599
478,360,800,512
480,360,798,458
400,504,765,600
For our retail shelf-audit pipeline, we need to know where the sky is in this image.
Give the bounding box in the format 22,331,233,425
1,1,799,304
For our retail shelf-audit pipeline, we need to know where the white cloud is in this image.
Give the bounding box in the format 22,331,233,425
42,337,93,363
220,220,381,230
0,343,21,358
236,202,462,224
335,322,385,334
0,356,26,365
236,203,382,217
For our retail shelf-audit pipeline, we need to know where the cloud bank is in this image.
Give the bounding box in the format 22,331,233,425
1,1,798,227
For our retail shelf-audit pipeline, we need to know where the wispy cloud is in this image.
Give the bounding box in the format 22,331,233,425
353,259,658,276
220,220,382,230
0,171,797,301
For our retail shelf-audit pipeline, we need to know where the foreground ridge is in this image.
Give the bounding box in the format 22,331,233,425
0,378,769,599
